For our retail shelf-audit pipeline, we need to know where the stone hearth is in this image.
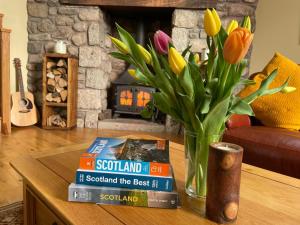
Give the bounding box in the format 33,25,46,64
26,0,258,132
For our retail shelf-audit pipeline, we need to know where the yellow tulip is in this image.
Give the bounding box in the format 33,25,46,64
223,28,254,64
194,53,200,65
110,36,129,54
281,86,296,93
244,16,251,32
226,20,238,34
128,69,137,79
137,44,152,64
168,47,186,75
204,8,221,37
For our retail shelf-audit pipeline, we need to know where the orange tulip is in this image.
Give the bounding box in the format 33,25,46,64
223,28,254,64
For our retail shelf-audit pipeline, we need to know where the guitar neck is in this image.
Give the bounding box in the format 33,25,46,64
16,66,25,99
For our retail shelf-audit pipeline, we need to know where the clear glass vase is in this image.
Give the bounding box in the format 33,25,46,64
184,130,222,198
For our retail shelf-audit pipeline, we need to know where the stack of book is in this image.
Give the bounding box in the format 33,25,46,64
68,137,180,208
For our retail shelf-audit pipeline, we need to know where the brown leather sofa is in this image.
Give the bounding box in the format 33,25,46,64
223,115,300,179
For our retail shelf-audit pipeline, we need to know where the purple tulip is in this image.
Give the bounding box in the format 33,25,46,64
154,30,172,55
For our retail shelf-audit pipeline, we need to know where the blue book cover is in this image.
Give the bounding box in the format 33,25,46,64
79,138,171,177
75,169,173,192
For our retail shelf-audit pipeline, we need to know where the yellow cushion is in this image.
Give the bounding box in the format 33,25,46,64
239,52,300,130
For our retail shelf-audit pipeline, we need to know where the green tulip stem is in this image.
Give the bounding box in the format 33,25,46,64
207,37,217,83
185,132,221,197
218,63,231,99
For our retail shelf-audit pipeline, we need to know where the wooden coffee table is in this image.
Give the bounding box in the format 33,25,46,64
11,137,300,225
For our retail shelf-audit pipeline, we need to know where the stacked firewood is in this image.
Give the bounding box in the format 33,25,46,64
46,59,68,103
47,108,67,128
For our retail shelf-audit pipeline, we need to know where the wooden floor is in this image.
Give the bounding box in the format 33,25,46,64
0,126,182,207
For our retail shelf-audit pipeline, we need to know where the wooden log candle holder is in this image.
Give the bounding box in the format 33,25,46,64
206,142,243,224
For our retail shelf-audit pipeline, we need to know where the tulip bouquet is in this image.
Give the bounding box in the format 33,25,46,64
110,9,289,198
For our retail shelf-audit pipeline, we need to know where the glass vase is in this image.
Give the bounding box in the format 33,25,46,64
184,130,221,198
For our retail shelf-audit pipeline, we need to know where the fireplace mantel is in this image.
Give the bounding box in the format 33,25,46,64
59,0,217,9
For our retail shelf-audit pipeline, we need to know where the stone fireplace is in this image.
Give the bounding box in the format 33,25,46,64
26,0,258,132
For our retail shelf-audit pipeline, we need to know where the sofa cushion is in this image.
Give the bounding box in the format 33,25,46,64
239,52,300,130
223,126,300,178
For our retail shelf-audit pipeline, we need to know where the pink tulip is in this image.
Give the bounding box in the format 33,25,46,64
154,30,172,54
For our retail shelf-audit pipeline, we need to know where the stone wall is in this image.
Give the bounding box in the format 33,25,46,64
27,0,112,128
26,0,258,130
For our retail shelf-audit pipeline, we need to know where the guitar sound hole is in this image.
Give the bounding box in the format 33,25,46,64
19,98,33,113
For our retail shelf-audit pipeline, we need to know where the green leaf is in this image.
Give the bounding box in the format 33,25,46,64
259,69,278,90
238,78,256,86
188,52,195,63
116,23,143,64
153,92,183,123
218,26,228,45
153,92,170,114
182,45,192,58
189,62,205,106
199,94,212,114
203,97,230,135
229,99,254,116
140,102,154,119
109,52,134,64
148,44,176,101
159,55,172,75
179,66,194,99
135,69,150,84
240,16,247,27
206,78,219,94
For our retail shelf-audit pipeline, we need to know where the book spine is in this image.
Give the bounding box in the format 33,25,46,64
79,158,171,177
68,184,178,209
76,170,173,192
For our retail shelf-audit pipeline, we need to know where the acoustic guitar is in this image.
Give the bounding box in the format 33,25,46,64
11,58,38,126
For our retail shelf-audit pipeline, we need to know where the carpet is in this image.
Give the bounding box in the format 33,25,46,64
0,202,23,225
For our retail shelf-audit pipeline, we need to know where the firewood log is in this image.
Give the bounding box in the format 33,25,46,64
47,61,56,69
57,59,67,68
58,78,68,88
45,93,53,102
61,73,68,81
52,92,60,98
46,72,55,79
47,85,55,93
47,78,56,86
53,97,62,103
55,84,64,93
54,75,61,82
60,89,68,102
57,67,66,74
45,93,61,103
48,114,66,127
52,69,62,75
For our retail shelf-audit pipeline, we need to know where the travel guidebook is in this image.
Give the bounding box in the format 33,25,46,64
79,138,171,177
68,183,180,209
75,169,173,191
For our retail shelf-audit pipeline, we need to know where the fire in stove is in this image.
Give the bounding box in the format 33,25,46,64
115,85,155,115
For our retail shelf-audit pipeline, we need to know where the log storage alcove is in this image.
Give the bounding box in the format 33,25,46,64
42,53,78,129
206,142,244,224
